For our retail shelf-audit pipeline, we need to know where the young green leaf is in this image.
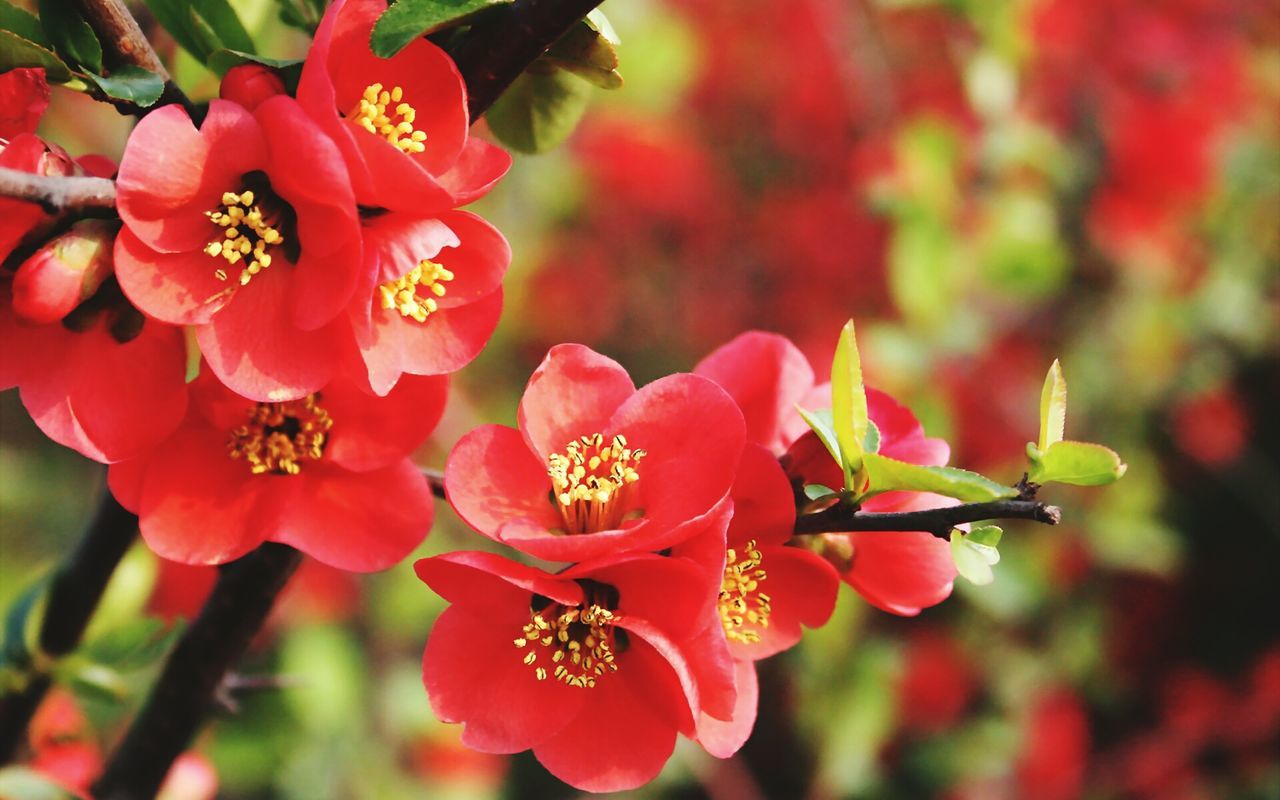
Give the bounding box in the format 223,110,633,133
803,483,837,501
795,406,842,466
864,419,881,454
831,319,869,488
0,1,47,45
0,29,72,81
191,0,254,55
144,0,253,62
1038,358,1067,452
83,66,165,107
543,17,623,90
37,0,101,73
485,66,592,154
951,532,1000,586
1029,440,1127,486
0,767,74,800
862,452,1019,503
370,0,514,58
966,524,1003,547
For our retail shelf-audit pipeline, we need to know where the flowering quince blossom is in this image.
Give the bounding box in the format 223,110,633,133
112,95,362,401
297,0,511,212
444,343,746,562
415,550,733,792
107,370,445,570
696,331,957,616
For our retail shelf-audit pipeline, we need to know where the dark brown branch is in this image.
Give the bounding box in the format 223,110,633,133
0,489,137,764
421,465,446,499
93,543,302,800
0,167,117,214
449,0,606,120
71,0,194,115
793,499,1062,539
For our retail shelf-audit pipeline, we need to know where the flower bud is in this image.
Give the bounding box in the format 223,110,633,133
219,64,286,112
12,220,115,324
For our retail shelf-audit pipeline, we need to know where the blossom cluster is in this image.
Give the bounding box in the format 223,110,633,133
417,331,962,790
2,0,510,572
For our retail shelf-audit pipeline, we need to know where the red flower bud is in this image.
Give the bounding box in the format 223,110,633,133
12,220,115,323
219,64,285,111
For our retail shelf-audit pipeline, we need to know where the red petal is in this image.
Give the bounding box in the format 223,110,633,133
435,137,512,206
0,67,50,139
443,424,564,543
695,331,815,455
843,529,956,616
727,443,795,547
107,457,146,512
869,387,950,466
568,554,717,643
517,344,635,459
414,552,581,614
697,660,759,758
423,605,583,753
732,545,838,660
322,374,448,472
433,211,510,306
273,460,433,572
113,228,234,326
361,288,503,394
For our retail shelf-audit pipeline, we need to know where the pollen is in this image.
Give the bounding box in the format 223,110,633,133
547,433,645,534
204,189,284,287
227,395,333,476
350,83,429,154
719,540,771,645
377,259,453,323
513,604,619,689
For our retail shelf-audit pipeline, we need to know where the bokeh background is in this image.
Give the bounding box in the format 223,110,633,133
2,0,1278,797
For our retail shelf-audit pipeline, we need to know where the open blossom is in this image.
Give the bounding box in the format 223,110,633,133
444,344,745,562
108,370,444,571
350,209,508,394
297,0,510,212
416,550,730,792
112,97,362,401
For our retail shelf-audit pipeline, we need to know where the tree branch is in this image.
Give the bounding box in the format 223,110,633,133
420,465,446,499
449,0,606,120
92,543,302,800
0,489,137,764
71,0,194,115
793,499,1062,538
0,167,117,214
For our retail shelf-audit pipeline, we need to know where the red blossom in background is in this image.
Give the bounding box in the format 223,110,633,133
108,370,444,570
445,343,745,562
416,550,728,792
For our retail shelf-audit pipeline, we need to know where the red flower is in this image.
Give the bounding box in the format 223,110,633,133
11,220,115,324
113,97,362,401
416,550,729,791
297,0,510,212
444,344,745,562
349,209,508,394
0,67,50,140
108,370,444,571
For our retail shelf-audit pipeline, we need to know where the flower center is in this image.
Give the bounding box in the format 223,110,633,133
514,603,619,689
719,540,771,645
227,395,333,475
547,433,645,534
350,83,428,154
203,188,285,287
377,259,453,323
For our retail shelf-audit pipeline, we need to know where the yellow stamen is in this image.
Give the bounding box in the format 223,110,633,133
547,433,645,534
204,189,284,286
377,259,454,323
227,395,333,476
718,540,771,644
513,604,618,689
349,82,428,154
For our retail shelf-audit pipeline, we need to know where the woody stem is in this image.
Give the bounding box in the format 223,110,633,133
792,499,1062,538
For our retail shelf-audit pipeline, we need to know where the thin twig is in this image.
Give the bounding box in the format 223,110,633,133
0,489,137,764
72,0,194,115
793,499,1062,539
0,167,117,214
448,0,606,120
420,465,446,499
93,543,303,800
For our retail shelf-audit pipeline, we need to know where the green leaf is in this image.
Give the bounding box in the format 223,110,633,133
967,524,1003,547
796,406,842,466
831,319,868,489
144,0,253,62
370,0,514,58
0,1,47,46
1029,440,1127,486
1,575,47,670
81,618,183,670
804,484,837,501
36,0,101,73
862,452,1019,503
1038,358,1067,452
191,0,254,54
485,66,592,154
544,16,623,90
864,419,881,455
0,767,76,800
64,661,129,703
951,532,1000,586
0,28,73,81
82,66,165,107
